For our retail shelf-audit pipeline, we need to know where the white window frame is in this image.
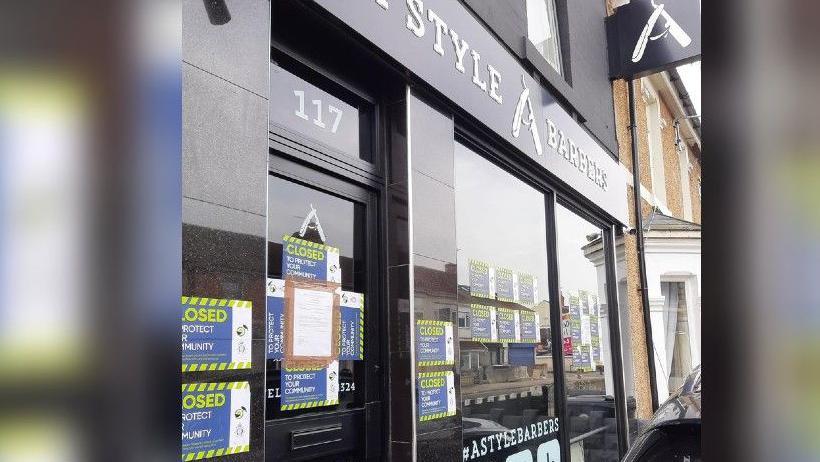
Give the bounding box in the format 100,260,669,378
526,0,563,76
642,79,668,208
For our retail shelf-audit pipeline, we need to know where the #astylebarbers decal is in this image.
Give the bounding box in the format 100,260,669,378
470,304,498,342
181,297,251,372
415,319,455,366
282,234,341,283
312,0,628,223
417,371,456,422
462,417,560,462
181,382,250,461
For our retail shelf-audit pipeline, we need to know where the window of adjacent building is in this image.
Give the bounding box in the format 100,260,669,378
660,281,694,395
455,142,560,460
527,0,563,75
679,144,694,221
643,80,667,207
555,204,620,461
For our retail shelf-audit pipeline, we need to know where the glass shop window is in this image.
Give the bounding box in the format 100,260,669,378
527,0,563,75
555,204,623,461
455,142,561,461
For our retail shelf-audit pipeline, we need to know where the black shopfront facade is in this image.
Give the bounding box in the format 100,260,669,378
183,1,634,461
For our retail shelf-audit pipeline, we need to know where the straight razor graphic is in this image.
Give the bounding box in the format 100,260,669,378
631,2,692,63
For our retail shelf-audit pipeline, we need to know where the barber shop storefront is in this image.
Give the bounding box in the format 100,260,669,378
183,1,637,461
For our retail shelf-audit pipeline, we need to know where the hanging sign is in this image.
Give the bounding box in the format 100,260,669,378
469,305,498,342
181,382,250,461
339,291,365,361
266,279,286,361
280,361,340,411
415,320,455,366
496,307,521,343
282,234,341,283
181,297,252,372
494,267,515,302
607,0,702,79
417,371,456,422
519,311,540,343
469,259,494,299
518,273,537,306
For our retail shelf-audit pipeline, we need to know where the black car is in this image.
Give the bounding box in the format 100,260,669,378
622,366,701,461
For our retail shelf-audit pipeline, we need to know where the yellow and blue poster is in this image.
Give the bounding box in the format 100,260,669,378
282,234,341,283
339,291,364,361
519,311,541,343
469,305,498,342
181,382,250,461
280,361,339,411
469,259,494,299
496,307,521,343
417,371,456,422
495,267,515,302
415,320,454,366
518,273,538,305
266,279,286,361
181,297,252,372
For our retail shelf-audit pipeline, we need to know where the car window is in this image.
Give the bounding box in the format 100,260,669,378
634,425,701,462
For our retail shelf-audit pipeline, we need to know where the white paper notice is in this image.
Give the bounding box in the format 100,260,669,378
292,288,334,357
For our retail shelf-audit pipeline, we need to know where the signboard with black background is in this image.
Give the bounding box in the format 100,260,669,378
607,0,701,78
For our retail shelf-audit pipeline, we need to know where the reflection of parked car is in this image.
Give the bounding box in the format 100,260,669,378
622,366,701,462
462,417,509,439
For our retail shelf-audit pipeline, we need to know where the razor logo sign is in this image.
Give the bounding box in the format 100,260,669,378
631,0,692,63
511,77,608,191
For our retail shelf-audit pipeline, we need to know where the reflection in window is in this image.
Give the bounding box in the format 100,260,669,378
455,142,560,459
527,0,563,75
556,205,619,461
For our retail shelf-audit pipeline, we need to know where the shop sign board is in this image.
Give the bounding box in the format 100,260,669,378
417,371,456,422
415,319,455,366
470,305,498,342
312,0,629,224
181,297,252,372
181,382,250,461
607,0,701,79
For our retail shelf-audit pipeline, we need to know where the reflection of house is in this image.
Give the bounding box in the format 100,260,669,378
583,210,701,400
641,209,701,398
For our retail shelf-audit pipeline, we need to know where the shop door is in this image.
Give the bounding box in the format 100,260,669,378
264,154,382,461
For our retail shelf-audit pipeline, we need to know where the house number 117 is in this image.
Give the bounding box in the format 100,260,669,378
294,90,343,134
